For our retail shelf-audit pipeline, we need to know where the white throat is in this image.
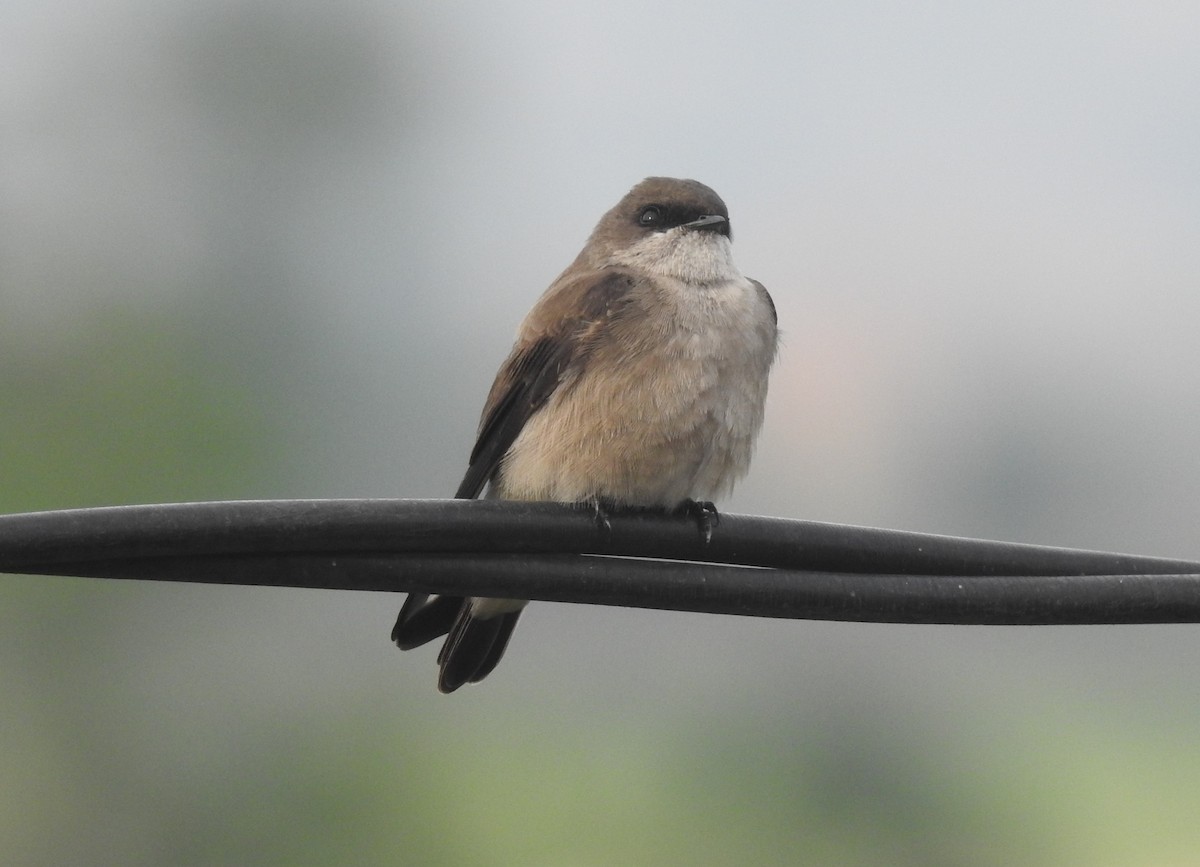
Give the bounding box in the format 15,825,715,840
607,231,741,285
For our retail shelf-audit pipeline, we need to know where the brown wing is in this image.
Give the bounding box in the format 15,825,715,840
454,269,638,499
750,278,777,324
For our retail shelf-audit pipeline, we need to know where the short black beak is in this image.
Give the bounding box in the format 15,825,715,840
683,214,728,232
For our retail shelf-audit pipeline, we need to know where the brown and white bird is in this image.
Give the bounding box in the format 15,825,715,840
392,177,778,692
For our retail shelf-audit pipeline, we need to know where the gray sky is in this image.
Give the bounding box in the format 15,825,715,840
5,0,1197,544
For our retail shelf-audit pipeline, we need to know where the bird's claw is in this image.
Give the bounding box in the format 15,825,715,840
679,499,719,544
589,495,613,539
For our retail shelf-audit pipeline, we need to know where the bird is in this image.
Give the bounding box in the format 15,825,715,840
392,177,778,692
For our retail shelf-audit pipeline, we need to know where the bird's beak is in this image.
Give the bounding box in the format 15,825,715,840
683,214,728,231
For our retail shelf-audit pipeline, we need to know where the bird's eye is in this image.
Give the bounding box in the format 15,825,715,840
638,206,662,227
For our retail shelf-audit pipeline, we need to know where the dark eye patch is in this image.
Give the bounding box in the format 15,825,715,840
634,203,712,231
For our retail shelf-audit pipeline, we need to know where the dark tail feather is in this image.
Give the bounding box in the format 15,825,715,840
436,606,523,694
391,594,464,650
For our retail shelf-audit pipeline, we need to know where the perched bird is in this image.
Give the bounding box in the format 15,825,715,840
392,177,778,692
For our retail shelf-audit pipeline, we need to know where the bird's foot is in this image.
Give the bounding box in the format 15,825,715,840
678,499,720,544
588,495,613,539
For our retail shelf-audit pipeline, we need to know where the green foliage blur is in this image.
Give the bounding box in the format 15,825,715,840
0,312,274,511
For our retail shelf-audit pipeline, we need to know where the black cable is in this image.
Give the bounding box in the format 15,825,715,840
2,499,1198,625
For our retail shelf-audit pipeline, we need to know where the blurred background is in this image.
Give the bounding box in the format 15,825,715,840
3,1,1199,863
